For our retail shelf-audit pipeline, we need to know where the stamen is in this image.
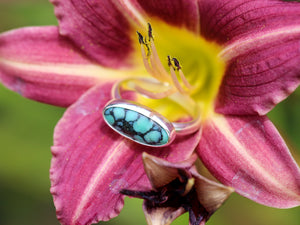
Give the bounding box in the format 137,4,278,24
147,23,153,40
172,57,181,70
179,69,193,89
134,84,176,99
136,23,193,97
172,58,193,90
137,32,162,80
136,26,171,83
140,43,156,76
167,55,173,68
136,31,145,44
168,56,186,94
126,78,176,99
146,24,171,82
149,39,171,82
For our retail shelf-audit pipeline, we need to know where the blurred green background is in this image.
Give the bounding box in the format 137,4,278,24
0,0,300,225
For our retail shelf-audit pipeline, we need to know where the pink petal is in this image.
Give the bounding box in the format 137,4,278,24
51,0,201,68
197,114,300,208
51,83,201,225
200,0,300,44
216,29,300,115
51,0,137,68
0,26,100,106
132,0,200,33
199,0,300,115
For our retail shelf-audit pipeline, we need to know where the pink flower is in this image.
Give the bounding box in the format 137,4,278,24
1,0,300,225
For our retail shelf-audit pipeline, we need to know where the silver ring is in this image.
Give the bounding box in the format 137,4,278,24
102,78,201,147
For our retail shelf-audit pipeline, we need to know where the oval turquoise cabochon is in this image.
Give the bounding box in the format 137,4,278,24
103,106,169,146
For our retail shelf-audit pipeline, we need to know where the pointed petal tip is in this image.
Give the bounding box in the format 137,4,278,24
198,114,300,208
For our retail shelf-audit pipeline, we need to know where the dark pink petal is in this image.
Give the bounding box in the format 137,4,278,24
197,114,300,208
51,83,201,225
198,0,300,115
0,26,101,106
216,30,300,115
51,0,137,68
133,0,200,33
200,0,300,44
51,0,201,67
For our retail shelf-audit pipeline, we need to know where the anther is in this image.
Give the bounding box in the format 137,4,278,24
167,55,173,67
136,24,173,84
171,57,192,90
172,57,181,70
136,31,145,44
167,56,193,93
168,57,186,94
148,23,153,40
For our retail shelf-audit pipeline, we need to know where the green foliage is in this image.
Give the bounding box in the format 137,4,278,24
0,0,57,31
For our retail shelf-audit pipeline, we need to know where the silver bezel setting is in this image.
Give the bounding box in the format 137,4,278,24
103,99,176,147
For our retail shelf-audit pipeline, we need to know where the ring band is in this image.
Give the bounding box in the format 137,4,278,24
103,78,201,147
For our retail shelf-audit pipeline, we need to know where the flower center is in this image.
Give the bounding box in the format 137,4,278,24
131,21,225,122
136,24,194,97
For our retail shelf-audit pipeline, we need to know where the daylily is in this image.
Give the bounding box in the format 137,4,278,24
1,0,300,225
121,152,233,225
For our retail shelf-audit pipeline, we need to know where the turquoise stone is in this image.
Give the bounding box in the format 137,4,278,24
125,110,138,121
104,114,114,125
103,105,170,146
160,129,169,145
113,107,125,120
133,116,153,134
133,135,144,143
144,131,161,143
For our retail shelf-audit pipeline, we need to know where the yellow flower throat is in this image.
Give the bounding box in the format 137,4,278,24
129,21,225,122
